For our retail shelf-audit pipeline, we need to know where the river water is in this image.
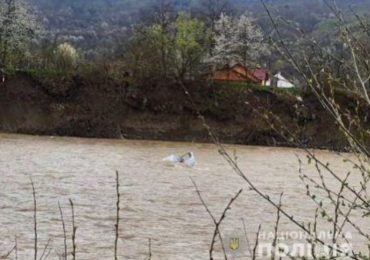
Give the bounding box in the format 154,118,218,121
0,133,368,259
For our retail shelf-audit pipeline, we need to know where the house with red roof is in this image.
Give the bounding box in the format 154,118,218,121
211,64,269,86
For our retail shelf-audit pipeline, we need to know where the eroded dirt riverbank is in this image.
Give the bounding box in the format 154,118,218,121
1,74,366,150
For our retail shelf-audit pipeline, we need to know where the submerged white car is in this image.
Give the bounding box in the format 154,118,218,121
162,152,196,168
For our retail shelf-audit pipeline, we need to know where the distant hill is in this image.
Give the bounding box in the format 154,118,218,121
29,0,370,53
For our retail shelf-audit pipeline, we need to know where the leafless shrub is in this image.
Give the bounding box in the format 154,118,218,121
241,218,253,257
271,194,283,260
39,239,52,260
15,236,17,260
114,170,121,260
30,177,38,260
58,201,67,260
69,199,77,260
190,177,243,260
252,225,261,260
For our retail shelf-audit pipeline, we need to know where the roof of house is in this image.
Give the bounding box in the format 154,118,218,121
230,64,248,74
230,64,266,83
212,64,268,84
252,69,269,82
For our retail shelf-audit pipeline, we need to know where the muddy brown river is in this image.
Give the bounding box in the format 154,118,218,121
0,134,369,259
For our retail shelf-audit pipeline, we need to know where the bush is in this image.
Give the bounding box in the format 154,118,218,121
54,43,79,72
28,69,75,96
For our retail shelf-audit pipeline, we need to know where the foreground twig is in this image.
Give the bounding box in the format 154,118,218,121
210,189,243,259
69,199,77,260
114,170,120,260
39,238,52,260
0,245,16,260
15,236,17,260
190,177,242,260
30,177,38,260
252,225,262,260
241,218,253,257
58,201,68,260
271,194,283,260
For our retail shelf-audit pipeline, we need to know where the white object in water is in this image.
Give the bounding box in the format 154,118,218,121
180,152,196,167
162,152,196,167
162,154,182,163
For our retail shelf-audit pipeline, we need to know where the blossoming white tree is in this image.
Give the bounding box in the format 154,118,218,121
210,13,240,66
237,13,269,67
211,12,269,68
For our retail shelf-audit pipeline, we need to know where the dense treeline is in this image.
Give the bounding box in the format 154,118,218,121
1,0,370,92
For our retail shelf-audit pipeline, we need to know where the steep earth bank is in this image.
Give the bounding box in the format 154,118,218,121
0,73,366,150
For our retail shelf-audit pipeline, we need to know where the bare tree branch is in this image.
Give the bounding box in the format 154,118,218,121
114,170,121,260
190,177,242,260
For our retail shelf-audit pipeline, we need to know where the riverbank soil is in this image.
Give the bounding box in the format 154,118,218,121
0,73,368,150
